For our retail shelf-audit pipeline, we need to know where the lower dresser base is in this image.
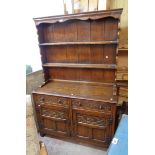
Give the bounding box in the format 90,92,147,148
32,92,117,148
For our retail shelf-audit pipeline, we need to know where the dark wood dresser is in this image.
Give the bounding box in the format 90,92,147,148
32,9,123,148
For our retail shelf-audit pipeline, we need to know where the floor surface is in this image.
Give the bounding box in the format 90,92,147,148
39,135,107,155
26,95,40,155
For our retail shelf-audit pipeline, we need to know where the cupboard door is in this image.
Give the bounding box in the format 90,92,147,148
72,109,113,146
40,105,70,137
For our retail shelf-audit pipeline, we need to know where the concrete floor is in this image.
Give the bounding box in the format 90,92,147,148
39,135,107,155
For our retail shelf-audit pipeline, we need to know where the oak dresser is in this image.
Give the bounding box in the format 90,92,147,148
32,9,123,148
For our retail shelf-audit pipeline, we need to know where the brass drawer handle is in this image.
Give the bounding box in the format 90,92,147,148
78,102,81,106
99,105,105,110
76,102,81,106
99,105,102,109
40,97,44,102
73,101,81,107
58,99,63,104
38,103,44,107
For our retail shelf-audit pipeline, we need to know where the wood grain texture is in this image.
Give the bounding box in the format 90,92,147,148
38,17,119,44
33,80,117,103
44,44,117,64
48,68,115,83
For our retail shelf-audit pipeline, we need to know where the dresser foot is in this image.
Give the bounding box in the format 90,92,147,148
40,132,46,137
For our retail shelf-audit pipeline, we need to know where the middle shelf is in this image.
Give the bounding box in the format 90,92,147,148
39,41,118,46
42,63,116,69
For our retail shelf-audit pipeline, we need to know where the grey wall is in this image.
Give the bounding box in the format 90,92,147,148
26,70,44,94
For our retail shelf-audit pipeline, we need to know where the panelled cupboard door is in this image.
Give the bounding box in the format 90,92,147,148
72,109,113,146
40,105,70,136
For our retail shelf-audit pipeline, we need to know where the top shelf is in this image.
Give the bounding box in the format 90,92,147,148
39,41,118,46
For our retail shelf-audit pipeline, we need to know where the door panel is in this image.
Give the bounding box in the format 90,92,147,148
77,125,89,138
43,118,56,129
40,106,70,136
93,128,106,141
72,110,113,145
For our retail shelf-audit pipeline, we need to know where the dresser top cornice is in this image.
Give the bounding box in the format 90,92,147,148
33,8,123,26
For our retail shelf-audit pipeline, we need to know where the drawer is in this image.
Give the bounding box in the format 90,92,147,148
41,108,68,120
72,99,112,113
33,94,69,107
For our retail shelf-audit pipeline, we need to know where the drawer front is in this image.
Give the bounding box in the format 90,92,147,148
33,94,69,107
72,99,112,113
77,114,106,127
41,108,67,120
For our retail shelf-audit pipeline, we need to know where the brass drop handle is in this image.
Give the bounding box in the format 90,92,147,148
38,103,44,107
99,105,105,110
58,99,63,104
99,105,102,109
40,97,44,102
78,102,81,106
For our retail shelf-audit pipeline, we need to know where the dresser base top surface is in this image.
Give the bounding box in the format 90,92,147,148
33,80,117,103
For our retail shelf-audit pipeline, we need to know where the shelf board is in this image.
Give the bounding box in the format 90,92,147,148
118,48,128,52
42,63,116,69
117,66,128,71
39,41,118,46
